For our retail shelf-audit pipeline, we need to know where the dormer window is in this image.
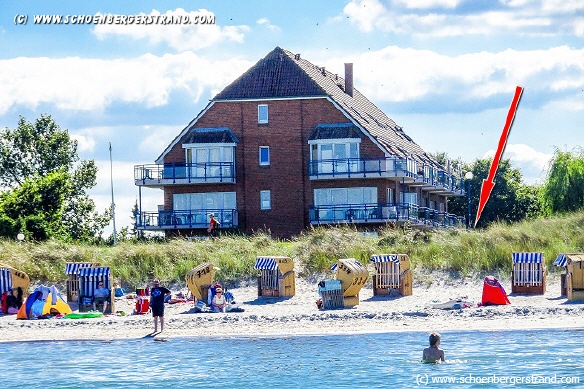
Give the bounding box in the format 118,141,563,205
258,104,268,124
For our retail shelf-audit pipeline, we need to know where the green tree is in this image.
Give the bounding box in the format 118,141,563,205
448,158,541,227
541,148,584,214
0,115,110,241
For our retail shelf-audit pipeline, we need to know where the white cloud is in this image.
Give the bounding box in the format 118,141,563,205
343,0,584,36
483,143,552,183
70,134,96,152
257,17,281,32
93,9,250,51
0,52,252,115
320,45,584,107
393,0,463,9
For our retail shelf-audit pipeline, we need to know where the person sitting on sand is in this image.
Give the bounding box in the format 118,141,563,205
93,281,110,313
423,332,445,363
211,285,227,312
6,287,23,314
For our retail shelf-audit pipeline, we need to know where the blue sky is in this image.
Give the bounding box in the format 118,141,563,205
1,0,583,235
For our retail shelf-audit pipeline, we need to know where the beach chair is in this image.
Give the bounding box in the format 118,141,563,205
254,256,295,297
331,258,369,307
78,266,114,314
371,254,413,296
554,253,569,296
134,287,150,314
0,267,12,313
64,262,100,303
565,254,584,301
511,252,546,295
185,262,215,303
318,280,344,310
0,264,30,314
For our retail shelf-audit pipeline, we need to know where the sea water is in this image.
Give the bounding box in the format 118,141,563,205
2,329,583,388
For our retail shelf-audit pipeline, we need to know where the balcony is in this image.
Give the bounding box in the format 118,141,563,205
136,209,238,230
308,156,418,182
134,162,235,187
309,203,465,228
424,170,465,196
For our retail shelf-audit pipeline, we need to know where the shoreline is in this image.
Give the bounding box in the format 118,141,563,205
1,272,583,343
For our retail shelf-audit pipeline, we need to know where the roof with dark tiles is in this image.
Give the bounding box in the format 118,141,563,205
309,123,363,141
213,47,443,169
184,127,239,144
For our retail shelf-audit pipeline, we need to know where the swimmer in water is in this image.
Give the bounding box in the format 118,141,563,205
423,332,445,363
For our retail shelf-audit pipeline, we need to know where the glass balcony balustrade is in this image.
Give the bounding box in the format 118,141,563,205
134,162,235,185
309,203,464,228
136,209,238,230
308,156,418,179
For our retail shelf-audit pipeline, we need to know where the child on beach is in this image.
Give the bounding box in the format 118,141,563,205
423,332,445,363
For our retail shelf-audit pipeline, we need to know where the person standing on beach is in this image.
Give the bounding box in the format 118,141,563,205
423,332,445,363
150,279,171,332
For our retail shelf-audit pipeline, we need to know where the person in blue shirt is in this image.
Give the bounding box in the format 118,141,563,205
93,281,110,313
149,279,171,332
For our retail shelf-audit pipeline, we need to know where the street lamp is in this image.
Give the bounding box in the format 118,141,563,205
465,171,474,228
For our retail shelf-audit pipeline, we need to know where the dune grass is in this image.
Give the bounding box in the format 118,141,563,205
2,211,583,290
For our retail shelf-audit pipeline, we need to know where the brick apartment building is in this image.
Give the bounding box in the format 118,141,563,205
134,47,466,238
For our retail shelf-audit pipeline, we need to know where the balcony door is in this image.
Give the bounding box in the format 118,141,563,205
310,141,359,175
186,146,233,179
314,187,376,220
173,191,236,225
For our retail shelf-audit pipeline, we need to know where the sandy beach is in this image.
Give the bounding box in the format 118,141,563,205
1,271,583,342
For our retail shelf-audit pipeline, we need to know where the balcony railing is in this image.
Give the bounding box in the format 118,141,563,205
309,202,465,228
134,162,235,186
308,156,418,180
136,209,238,230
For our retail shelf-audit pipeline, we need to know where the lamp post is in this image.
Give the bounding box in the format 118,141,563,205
465,171,474,228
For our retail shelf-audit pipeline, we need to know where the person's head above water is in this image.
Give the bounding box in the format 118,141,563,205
429,332,441,346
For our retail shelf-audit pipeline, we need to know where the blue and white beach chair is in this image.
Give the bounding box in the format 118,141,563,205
511,252,546,294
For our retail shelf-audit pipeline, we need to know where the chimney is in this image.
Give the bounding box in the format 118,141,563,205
344,63,353,97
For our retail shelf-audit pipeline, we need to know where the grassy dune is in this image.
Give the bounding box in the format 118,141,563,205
2,211,583,289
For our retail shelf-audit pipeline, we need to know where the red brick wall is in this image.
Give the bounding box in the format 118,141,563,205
160,98,450,237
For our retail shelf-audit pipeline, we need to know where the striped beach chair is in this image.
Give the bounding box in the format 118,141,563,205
254,256,295,297
78,266,114,313
0,267,12,296
371,254,413,296
65,262,99,303
511,252,546,294
554,254,569,296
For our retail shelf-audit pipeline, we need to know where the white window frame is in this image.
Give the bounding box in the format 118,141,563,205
308,139,361,161
259,146,270,166
260,190,271,210
258,104,268,124
386,188,394,204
